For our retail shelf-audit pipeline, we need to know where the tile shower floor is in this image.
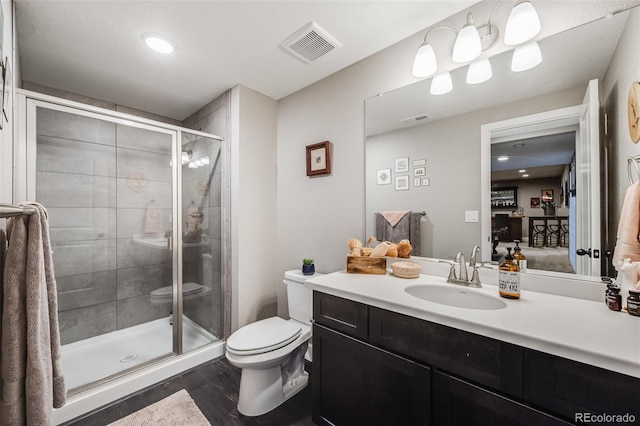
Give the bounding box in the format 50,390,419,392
62,316,218,391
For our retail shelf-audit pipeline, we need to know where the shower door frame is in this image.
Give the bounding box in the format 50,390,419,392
15,89,224,389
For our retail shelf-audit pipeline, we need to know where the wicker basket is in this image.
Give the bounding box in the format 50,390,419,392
390,261,421,279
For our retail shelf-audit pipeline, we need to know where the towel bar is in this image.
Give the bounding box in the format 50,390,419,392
0,203,36,218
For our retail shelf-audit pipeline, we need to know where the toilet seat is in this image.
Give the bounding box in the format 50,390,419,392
227,317,301,356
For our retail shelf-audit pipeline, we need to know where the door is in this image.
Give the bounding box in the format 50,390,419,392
575,79,601,276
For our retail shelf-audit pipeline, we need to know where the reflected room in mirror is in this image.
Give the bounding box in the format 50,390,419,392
365,2,640,280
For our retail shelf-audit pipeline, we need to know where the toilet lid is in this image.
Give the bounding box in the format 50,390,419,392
227,317,302,355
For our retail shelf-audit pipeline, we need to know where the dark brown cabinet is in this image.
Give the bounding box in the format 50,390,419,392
312,324,430,426
312,291,640,426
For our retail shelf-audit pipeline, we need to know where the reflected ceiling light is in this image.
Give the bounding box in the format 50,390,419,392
511,41,542,72
504,1,541,46
519,169,526,173
412,42,438,78
466,58,492,84
181,150,191,165
497,156,509,161
143,33,175,54
430,72,453,95
452,13,482,63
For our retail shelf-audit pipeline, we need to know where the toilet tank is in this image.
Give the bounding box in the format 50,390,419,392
285,270,324,324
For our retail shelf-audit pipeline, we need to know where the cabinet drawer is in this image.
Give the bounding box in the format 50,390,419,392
524,350,640,421
313,291,368,340
369,307,523,398
433,371,571,426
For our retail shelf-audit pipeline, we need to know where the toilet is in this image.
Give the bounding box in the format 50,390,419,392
225,269,323,416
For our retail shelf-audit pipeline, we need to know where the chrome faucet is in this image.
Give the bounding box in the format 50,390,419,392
447,245,482,288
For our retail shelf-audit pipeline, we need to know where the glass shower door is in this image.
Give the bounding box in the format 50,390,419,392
28,100,177,391
178,132,222,352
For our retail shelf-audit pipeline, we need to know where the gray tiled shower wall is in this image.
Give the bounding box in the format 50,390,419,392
36,108,177,345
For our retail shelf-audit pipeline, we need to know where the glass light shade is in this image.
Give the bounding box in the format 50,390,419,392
511,42,542,72
412,43,437,77
181,151,190,165
466,59,492,84
452,23,482,63
430,72,453,95
504,1,541,46
144,34,175,54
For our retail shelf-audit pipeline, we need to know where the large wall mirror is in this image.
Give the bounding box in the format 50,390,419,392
365,3,640,280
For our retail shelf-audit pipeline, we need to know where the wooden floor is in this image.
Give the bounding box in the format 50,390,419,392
64,357,315,426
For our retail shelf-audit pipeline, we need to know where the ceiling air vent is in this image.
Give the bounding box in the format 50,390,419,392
281,22,342,64
400,114,430,125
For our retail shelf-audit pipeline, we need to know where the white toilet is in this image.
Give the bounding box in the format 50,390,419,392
225,269,323,416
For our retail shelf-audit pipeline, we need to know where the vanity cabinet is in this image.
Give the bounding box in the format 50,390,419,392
312,291,640,425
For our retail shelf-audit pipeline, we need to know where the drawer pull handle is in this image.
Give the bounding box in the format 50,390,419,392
322,314,357,329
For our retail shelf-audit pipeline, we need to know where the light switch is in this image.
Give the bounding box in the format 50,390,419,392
465,210,479,223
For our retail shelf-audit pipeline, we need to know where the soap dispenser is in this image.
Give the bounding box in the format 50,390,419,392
513,241,527,273
499,247,521,299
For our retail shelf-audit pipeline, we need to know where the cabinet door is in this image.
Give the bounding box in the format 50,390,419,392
312,324,430,426
369,307,523,398
524,350,640,421
433,371,571,426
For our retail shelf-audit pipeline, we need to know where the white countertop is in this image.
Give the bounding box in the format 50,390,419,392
306,270,640,379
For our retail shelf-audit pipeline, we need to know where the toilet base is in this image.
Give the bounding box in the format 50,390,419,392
237,363,309,416
235,342,309,416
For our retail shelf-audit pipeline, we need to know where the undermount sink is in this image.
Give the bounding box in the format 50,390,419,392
405,285,507,310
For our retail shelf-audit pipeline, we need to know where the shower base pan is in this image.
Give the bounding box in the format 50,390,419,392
61,315,218,391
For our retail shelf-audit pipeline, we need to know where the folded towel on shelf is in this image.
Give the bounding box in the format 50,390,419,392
612,181,640,267
142,200,163,234
379,211,410,227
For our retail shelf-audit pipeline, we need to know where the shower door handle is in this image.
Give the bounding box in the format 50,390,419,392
167,235,173,251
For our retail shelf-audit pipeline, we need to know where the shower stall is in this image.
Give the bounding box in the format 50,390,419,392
15,90,226,423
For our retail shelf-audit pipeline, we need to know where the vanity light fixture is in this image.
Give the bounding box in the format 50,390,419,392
430,72,453,95
143,33,175,54
511,41,542,72
466,58,492,84
504,1,541,46
412,1,542,90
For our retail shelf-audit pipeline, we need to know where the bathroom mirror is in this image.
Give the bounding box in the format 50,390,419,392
365,5,638,279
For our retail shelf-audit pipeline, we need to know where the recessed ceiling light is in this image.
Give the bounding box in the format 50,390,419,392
497,156,509,161
522,174,529,177
143,33,175,54
519,169,526,173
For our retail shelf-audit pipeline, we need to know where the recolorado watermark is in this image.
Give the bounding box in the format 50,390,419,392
575,412,636,423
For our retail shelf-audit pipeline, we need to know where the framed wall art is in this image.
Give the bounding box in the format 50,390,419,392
376,168,391,185
395,175,409,191
306,141,332,177
395,157,409,173
541,189,554,202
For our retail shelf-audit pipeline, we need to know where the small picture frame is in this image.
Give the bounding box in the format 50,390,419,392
306,141,332,177
376,168,392,185
413,178,421,187
530,197,540,208
395,157,409,173
422,178,430,186
414,167,426,177
395,175,409,191
541,189,554,202
413,159,426,167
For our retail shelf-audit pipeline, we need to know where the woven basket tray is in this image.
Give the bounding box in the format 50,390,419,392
390,261,421,279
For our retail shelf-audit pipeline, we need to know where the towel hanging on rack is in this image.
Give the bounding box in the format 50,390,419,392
1,202,66,425
375,211,423,256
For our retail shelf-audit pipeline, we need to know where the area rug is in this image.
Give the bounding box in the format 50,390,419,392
108,389,210,425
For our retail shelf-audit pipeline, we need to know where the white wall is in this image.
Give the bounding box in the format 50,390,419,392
604,7,640,254
0,0,15,205
231,85,278,329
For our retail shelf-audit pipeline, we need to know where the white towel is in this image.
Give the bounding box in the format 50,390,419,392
612,181,640,268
